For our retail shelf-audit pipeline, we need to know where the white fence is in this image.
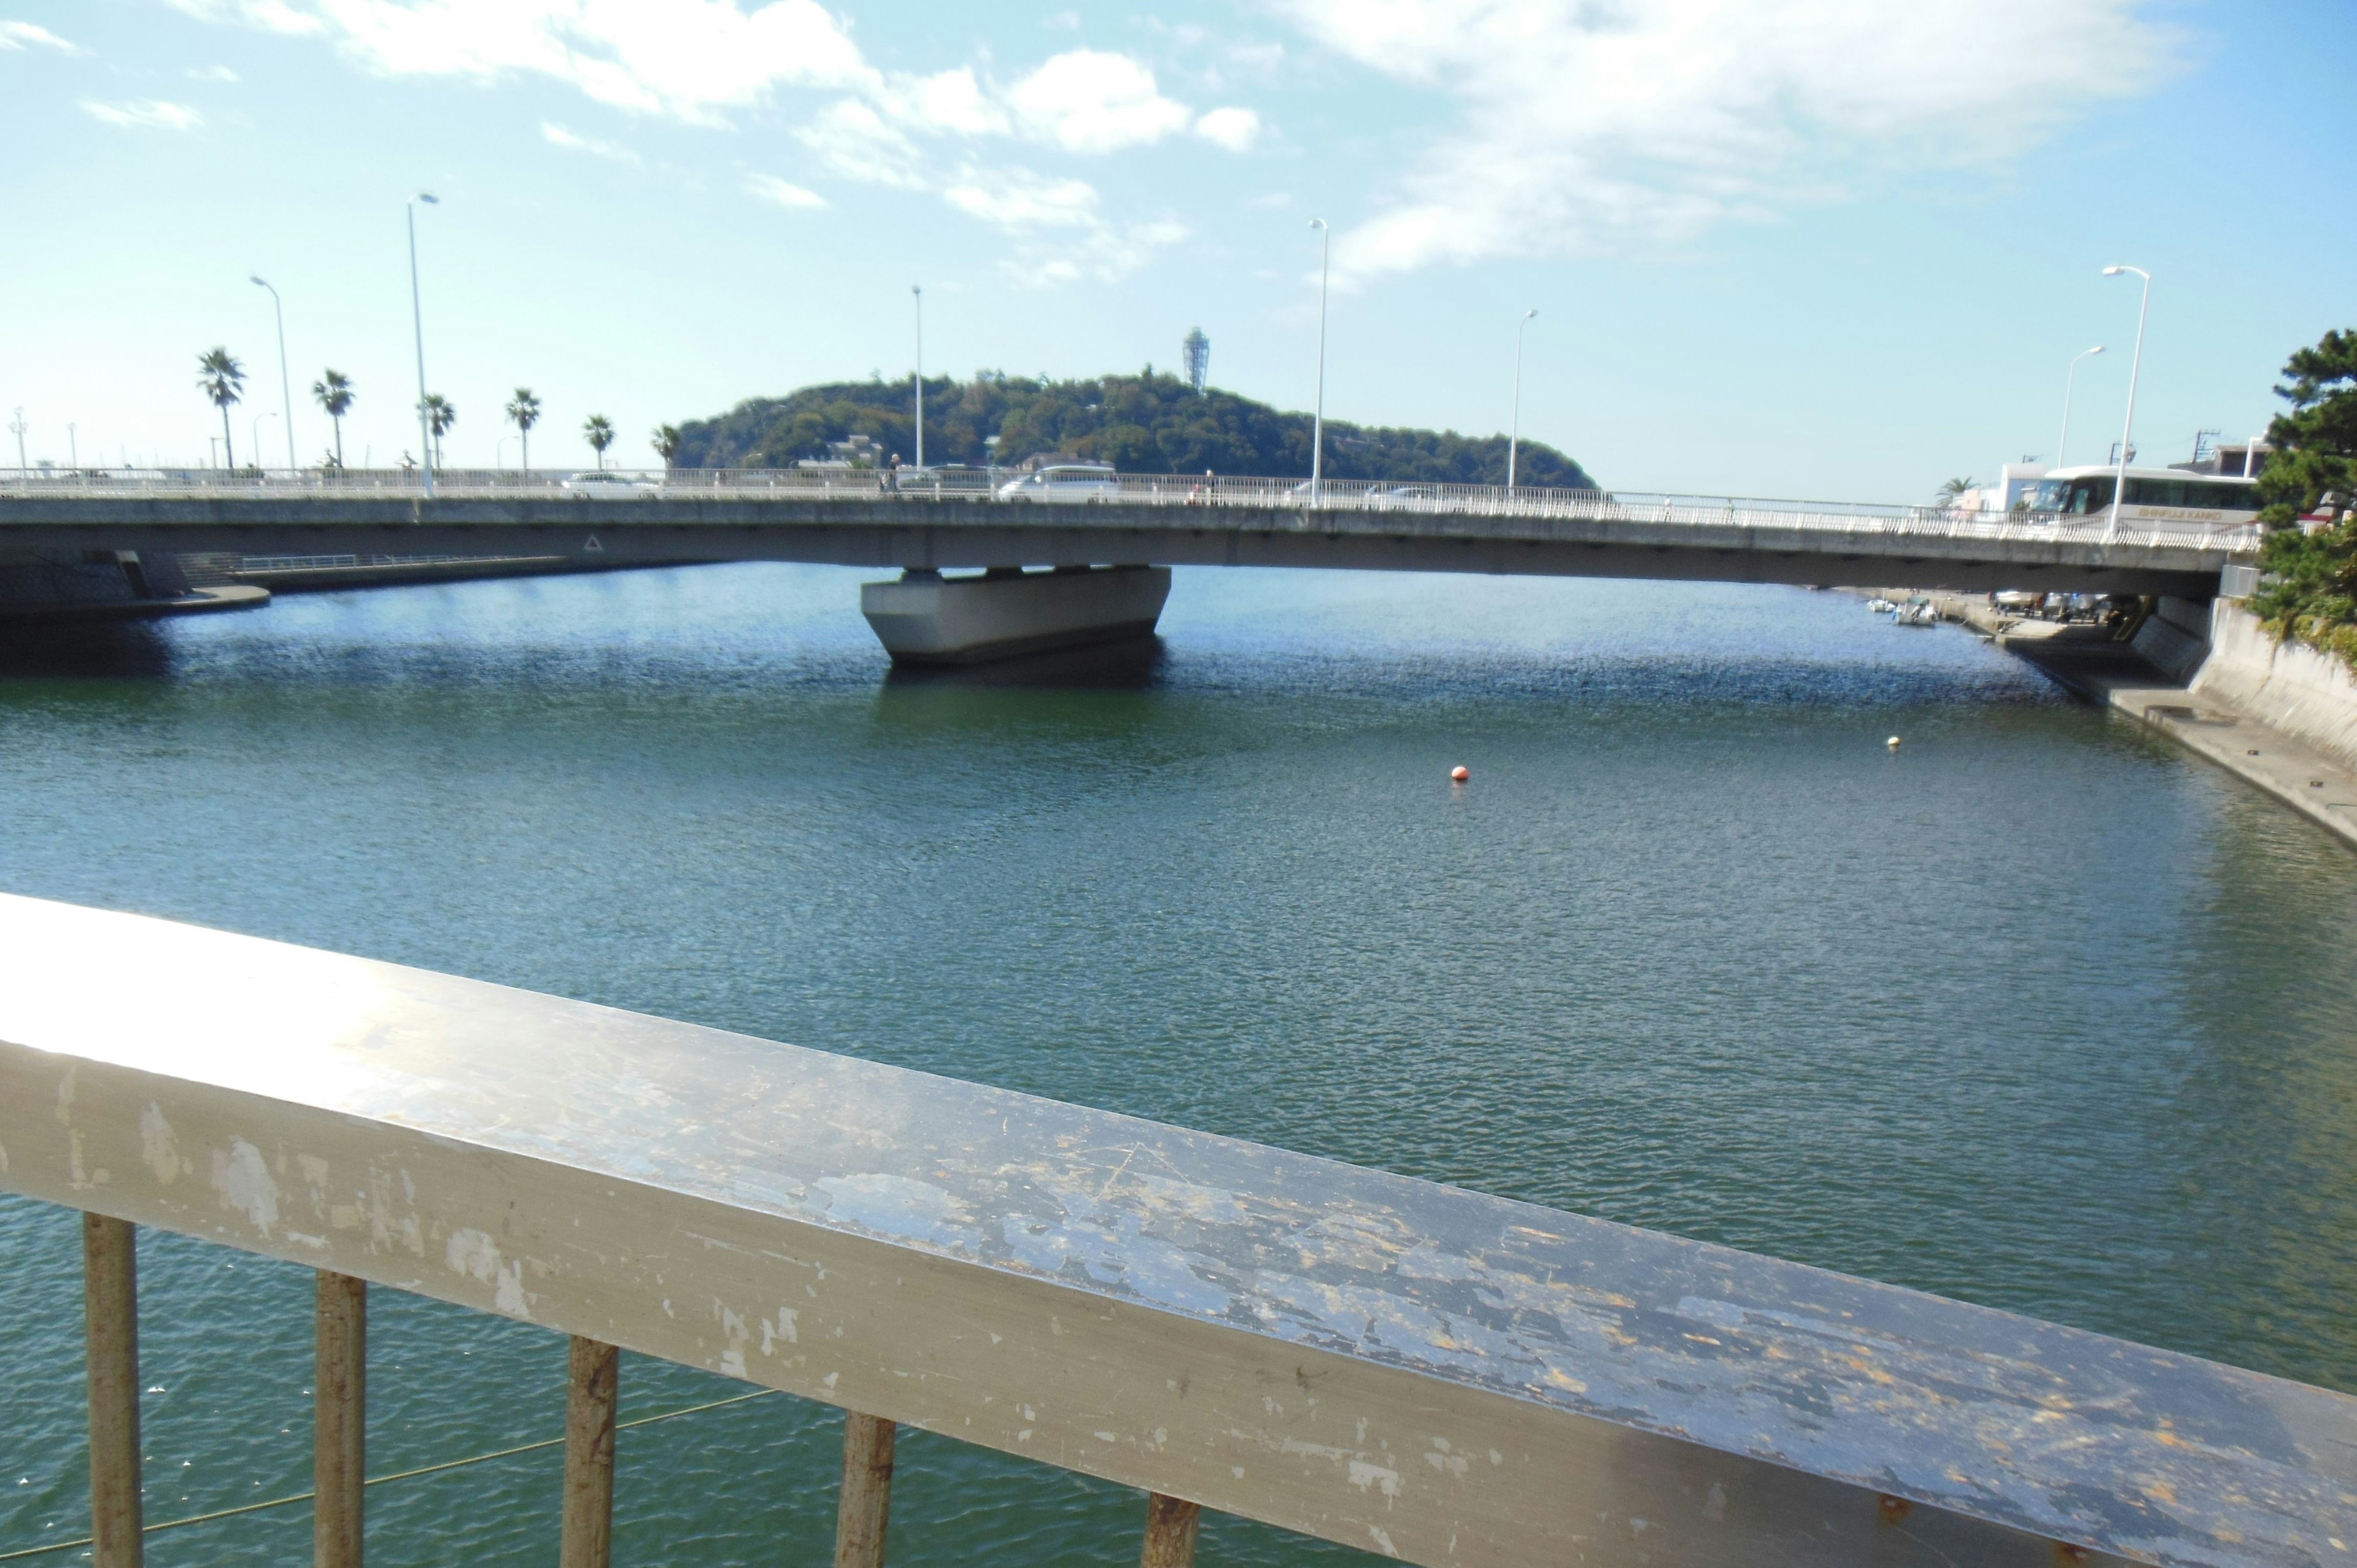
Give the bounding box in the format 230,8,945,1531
0,466,2263,558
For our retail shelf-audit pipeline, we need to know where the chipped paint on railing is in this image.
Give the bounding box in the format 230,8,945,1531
2,894,2351,1568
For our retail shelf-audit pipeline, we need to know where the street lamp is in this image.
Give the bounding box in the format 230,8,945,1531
250,276,296,472
911,284,924,473
8,408,25,473
1308,217,1329,504
408,193,439,496
66,422,78,472
1507,307,1539,490
2100,265,2151,539
2055,345,2103,469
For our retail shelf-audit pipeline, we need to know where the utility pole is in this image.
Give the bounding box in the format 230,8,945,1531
8,407,25,473
409,193,439,496
1307,218,1329,504
911,284,924,473
1509,308,1538,490
2100,265,2151,542
252,276,297,471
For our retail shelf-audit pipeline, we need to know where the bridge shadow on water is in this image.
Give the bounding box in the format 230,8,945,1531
878,635,1167,693
0,620,178,679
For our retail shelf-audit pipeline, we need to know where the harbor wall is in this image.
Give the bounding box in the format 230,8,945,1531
2189,600,2357,771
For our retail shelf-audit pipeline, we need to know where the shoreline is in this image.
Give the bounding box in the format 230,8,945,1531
1872,587,2357,852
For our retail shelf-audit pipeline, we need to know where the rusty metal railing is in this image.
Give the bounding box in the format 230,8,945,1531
1,893,2349,1567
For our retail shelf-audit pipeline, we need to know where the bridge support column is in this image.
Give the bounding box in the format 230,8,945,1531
860,565,1171,665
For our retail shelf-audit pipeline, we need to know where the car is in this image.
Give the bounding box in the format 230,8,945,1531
996,463,1120,503
561,471,657,497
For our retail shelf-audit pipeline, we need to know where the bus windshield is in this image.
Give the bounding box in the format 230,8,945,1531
2034,476,2113,514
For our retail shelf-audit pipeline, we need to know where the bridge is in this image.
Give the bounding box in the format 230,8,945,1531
0,893,2348,1568
1,470,2257,661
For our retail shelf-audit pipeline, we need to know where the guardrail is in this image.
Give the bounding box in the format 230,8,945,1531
0,468,2262,559
1,893,2348,1567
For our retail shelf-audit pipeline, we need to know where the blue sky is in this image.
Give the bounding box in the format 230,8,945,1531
2,0,2351,498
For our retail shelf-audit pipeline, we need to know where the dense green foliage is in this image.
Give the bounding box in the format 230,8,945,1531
2251,330,2357,668
668,371,1596,489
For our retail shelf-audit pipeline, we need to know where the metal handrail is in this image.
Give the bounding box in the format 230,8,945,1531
0,467,2262,558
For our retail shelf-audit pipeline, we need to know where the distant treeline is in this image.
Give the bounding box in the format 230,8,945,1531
668,371,1598,488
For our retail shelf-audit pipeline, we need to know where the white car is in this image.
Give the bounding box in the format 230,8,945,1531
996,463,1120,503
562,471,657,497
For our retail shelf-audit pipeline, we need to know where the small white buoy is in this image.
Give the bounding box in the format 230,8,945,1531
1450,765,1471,782
1886,736,1902,750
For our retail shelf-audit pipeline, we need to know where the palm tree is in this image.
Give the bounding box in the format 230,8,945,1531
422,394,457,468
651,423,681,465
506,387,543,473
312,369,355,469
584,414,614,469
197,347,245,469
1936,476,1980,505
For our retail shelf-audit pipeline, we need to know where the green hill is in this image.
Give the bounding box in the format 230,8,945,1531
668,371,1597,489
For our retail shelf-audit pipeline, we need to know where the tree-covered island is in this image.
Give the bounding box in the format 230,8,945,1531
665,370,1597,490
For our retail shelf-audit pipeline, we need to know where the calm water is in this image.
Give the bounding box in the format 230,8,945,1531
2,565,2355,1565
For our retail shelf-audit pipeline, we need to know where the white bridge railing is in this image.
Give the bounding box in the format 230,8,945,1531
0,467,2262,558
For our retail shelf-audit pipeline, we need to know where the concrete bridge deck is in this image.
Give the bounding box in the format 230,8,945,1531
0,470,2257,598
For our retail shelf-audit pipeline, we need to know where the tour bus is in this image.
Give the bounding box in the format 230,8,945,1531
2026,465,2262,529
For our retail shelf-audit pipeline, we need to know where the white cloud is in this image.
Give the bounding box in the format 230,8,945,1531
1,20,83,52
1002,50,1190,152
542,121,641,164
942,169,1100,230
1272,0,2182,282
795,98,927,189
82,99,204,130
169,3,1216,287
166,0,873,122
1194,106,1260,152
187,64,241,81
928,166,1185,284
743,171,826,209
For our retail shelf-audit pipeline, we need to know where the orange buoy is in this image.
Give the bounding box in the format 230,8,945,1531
1450,765,1471,782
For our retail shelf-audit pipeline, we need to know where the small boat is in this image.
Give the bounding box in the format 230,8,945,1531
1894,601,1940,627
1866,597,1896,614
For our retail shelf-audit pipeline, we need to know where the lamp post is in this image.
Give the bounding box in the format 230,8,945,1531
250,276,296,472
67,422,77,472
1507,307,1538,490
2056,344,2103,470
408,193,439,496
1308,218,1329,504
911,284,924,473
2100,266,2150,540
8,407,25,473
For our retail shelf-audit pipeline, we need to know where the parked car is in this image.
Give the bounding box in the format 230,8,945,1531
997,464,1120,503
562,471,657,497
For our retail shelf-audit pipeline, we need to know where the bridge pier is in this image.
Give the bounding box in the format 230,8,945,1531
860,565,1170,665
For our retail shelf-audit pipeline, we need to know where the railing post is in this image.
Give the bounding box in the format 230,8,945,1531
1139,1493,1202,1568
82,1213,143,1568
560,1337,620,1568
314,1271,367,1568
832,1412,896,1568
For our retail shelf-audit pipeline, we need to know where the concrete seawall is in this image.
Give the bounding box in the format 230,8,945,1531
2186,600,2357,770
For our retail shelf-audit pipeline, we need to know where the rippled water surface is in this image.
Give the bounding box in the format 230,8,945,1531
2,564,2355,1565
